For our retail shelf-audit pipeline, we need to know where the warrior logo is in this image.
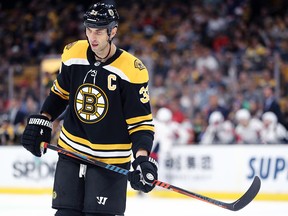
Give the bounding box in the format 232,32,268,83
96,196,108,205
74,83,108,124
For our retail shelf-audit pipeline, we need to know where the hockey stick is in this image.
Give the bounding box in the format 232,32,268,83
41,142,261,211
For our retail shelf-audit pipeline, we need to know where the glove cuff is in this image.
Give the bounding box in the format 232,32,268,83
132,156,158,170
27,114,53,130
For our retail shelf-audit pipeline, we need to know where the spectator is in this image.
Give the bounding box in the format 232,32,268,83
6,96,26,126
206,93,229,120
195,46,220,75
244,36,269,71
0,117,15,145
262,85,286,127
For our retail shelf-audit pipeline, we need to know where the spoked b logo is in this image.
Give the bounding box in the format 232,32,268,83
74,83,108,124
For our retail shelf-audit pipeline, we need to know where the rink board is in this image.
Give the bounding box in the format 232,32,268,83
0,145,287,201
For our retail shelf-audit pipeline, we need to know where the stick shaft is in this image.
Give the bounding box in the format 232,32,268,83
41,142,260,211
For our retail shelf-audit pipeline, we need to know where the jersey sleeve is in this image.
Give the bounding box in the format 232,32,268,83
40,43,75,121
117,57,155,156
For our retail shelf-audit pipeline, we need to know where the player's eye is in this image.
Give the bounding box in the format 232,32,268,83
96,30,105,35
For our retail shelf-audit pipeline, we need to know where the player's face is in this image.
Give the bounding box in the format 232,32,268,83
86,27,109,54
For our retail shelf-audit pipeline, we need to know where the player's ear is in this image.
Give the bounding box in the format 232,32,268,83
110,27,117,39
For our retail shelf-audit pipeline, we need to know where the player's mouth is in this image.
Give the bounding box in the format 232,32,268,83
91,43,98,48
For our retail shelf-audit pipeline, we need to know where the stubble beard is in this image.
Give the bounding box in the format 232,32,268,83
93,41,110,58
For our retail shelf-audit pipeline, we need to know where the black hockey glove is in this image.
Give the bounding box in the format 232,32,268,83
21,114,52,157
128,156,158,193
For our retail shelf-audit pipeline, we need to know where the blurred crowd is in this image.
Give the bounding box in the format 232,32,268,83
1,0,288,146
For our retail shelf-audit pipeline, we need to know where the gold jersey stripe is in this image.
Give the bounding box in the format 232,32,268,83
59,134,131,157
51,87,69,100
51,80,69,100
58,139,131,164
126,114,153,125
54,80,69,95
62,126,132,150
128,125,155,135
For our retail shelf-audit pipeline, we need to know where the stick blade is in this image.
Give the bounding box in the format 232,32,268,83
230,176,261,211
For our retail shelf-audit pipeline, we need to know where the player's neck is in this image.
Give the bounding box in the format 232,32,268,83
95,43,116,62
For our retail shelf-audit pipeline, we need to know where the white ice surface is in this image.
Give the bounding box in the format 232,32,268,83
0,194,287,216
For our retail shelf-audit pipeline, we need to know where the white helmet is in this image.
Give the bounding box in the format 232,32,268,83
235,109,251,122
156,107,172,122
209,111,224,124
262,112,277,124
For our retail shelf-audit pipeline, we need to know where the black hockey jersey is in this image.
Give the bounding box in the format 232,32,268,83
44,40,154,164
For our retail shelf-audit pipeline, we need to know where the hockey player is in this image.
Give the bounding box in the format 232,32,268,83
200,111,235,144
151,107,179,160
21,2,158,216
234,109,263,144
260,111,288,144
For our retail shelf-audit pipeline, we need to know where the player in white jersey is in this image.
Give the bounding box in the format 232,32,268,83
234,109,262,144
260,111,288,144
200,111,235,144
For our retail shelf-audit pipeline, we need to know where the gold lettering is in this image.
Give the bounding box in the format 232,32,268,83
108,74,117,91
139,86,150,103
